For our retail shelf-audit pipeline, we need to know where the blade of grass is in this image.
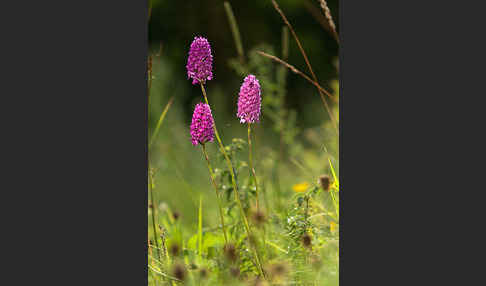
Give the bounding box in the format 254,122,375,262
148,265,182,282
322,144,339,190
282,26,289,60
328,158,339,190
148,168,161,261
198,195,203,258
224,1,244,62
149,97,174,149
265,240,289,254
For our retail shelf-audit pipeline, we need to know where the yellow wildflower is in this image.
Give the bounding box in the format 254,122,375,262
292,182,310,193
330,221,337,232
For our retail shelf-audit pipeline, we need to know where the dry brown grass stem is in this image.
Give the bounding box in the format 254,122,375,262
318,0,339,43
271,0,338,134
302,0,331,35
257,51,333,98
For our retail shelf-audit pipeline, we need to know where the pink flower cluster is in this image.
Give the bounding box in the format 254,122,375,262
186,38,263,145
237,74,261,124
190,103,215,146
186,36,213,85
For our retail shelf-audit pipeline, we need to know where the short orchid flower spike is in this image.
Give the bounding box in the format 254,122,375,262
190,103,215,145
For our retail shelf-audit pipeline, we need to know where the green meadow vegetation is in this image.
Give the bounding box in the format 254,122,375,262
148,1,339,285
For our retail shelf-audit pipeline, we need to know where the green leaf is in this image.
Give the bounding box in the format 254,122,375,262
202,232,224,250
187,234,197,251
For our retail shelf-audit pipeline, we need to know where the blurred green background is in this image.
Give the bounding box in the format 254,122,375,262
148,0,339,229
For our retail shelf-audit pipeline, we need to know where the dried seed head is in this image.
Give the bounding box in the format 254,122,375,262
169,243,181,257
319,174,331,191
251,209,266,227
172,263,187,281
302,233,312,249
172,211,180,221
224,243,238,262
199,267,209,279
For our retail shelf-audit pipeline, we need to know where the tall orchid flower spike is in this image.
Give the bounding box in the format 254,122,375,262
237,74,261,124
186,36,213,85
237,75,263,211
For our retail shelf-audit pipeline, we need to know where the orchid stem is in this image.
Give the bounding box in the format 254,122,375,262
247,123,259,211
199,82,265,278
201,143,228,244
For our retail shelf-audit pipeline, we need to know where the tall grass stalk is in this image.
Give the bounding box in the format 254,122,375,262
199,82,265,278
256,51,334,99
148,168,161,261
148,264,181,283
318,0,339,43
271,0,338,135
201,144,229,244
224,1,244,63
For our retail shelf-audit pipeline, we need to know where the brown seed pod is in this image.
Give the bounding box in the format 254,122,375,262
199,267,209,279
169,243,180,257
319,174,331,191
172,263,186,281
224,243,238,262
251,209,266,227
172,210,180,221
302,233,312,249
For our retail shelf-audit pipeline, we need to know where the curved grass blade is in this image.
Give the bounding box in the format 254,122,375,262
149,97,174,149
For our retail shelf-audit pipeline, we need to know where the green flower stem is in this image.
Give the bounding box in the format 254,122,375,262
199,82,265,278
201,143,228,244
247,123,260,211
